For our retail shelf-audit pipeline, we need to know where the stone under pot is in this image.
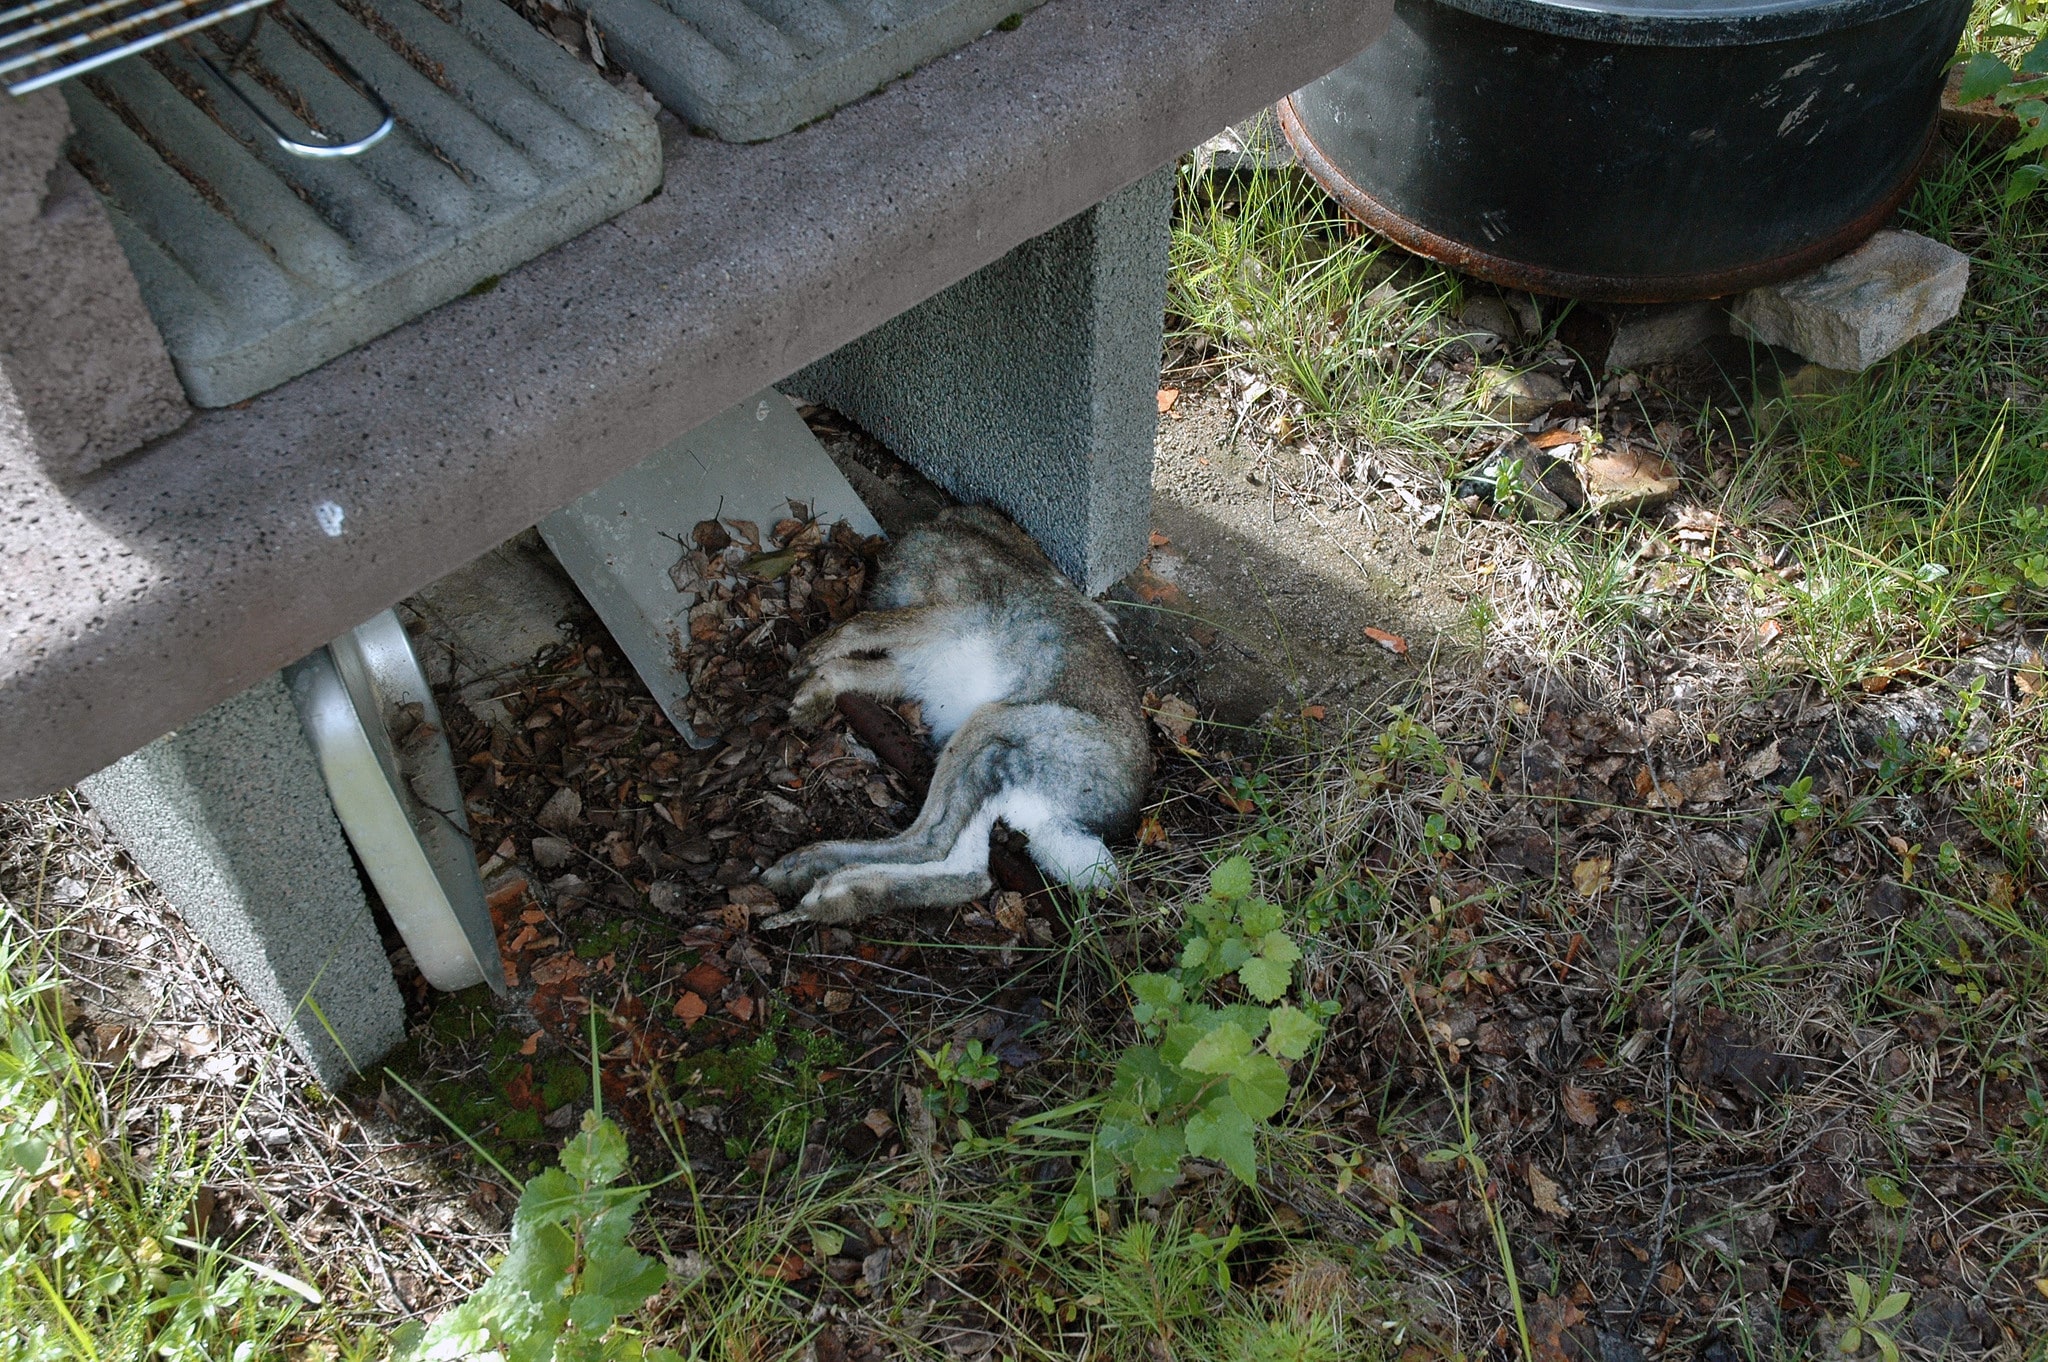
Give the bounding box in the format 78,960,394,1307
1279,0,1972,301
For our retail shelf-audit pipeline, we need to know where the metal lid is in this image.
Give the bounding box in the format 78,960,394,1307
1429,0,1938,45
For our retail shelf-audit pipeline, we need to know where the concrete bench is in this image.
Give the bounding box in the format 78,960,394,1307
3,0,1392,1084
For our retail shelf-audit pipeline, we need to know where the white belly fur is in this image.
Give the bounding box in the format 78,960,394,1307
901,633,1018,742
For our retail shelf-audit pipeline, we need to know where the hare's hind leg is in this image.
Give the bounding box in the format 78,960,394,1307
989,788,1119,891
774,804,1001,926
761,700,1032,925
761,705,1022,905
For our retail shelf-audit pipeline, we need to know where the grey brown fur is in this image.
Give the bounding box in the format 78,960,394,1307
760,507,1150,927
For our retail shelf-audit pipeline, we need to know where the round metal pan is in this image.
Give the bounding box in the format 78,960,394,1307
1281,0,1971,301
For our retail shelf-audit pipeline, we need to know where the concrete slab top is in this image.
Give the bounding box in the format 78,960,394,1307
0,0,1393,800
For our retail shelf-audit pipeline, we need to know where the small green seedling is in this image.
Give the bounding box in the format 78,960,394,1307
1836,1271,1910,1361
918,1038,1000,1134
1778,774,1823,826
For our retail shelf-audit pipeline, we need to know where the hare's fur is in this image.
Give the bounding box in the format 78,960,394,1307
760,507,1149,927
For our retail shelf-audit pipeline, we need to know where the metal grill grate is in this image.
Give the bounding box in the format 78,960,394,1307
2,0,276,96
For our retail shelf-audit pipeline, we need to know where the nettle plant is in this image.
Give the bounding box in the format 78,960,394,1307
1049,857,1331,1244
1957,19,2048,204
395,1111,672,1362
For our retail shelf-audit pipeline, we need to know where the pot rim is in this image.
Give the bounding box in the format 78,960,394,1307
1275,95,1939,302
1422,0,1937,46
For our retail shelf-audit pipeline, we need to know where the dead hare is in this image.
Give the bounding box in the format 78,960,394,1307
760,507,1150,927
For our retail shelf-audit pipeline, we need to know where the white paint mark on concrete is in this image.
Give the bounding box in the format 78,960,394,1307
756,400,771,421
315,501,346,537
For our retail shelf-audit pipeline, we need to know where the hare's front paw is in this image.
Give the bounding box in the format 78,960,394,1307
787,674,840,728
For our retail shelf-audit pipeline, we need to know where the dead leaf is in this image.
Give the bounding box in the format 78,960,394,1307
673,992,707,1026
1216,788,1257,815
518,1030,543,1055
691,518,731,552
1529,428,1582,449
863,1108,895,1139
725,994,755,1023
1528,1164,1570,1216
1571,857,1612,897
535,786,582,832
1364,626,1409,655
822,990,852,1014
992,891,1028,935
1529,1293,1589,1362
1156,387,1181,414
133,1032,176,1070
1136,815,1169,847
1302,704,1326,720
1148,530,1171,548
486,875,530,912
1560,1082,1601,1127
1129,563,1188,607
682,962,728,996
528,954,589,988
1758,618,1784,647
1150,695,1198,746
1740,739,1784,781
178,1024,219,1059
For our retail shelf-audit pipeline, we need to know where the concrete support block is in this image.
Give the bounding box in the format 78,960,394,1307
79,675,404,1090
0,89,188,483
1731,229,1969,372
787,166,1174,594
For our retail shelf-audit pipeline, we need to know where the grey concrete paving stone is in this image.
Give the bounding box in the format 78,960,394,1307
62,0,662,408
0,0,1395,799
399,529,588,729
77,674,406,1090
539,389,881,740
585,0,1047,142
787,165,1172,595
1730,229,1970,373
0,89,189,482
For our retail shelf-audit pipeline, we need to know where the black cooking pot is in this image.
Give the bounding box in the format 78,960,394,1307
1279,0,1972,300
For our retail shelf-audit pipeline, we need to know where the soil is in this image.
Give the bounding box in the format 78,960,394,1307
1132,386,1479,724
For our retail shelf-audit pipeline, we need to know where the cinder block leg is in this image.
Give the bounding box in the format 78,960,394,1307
79,675,404,1090
786,165,1175,594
